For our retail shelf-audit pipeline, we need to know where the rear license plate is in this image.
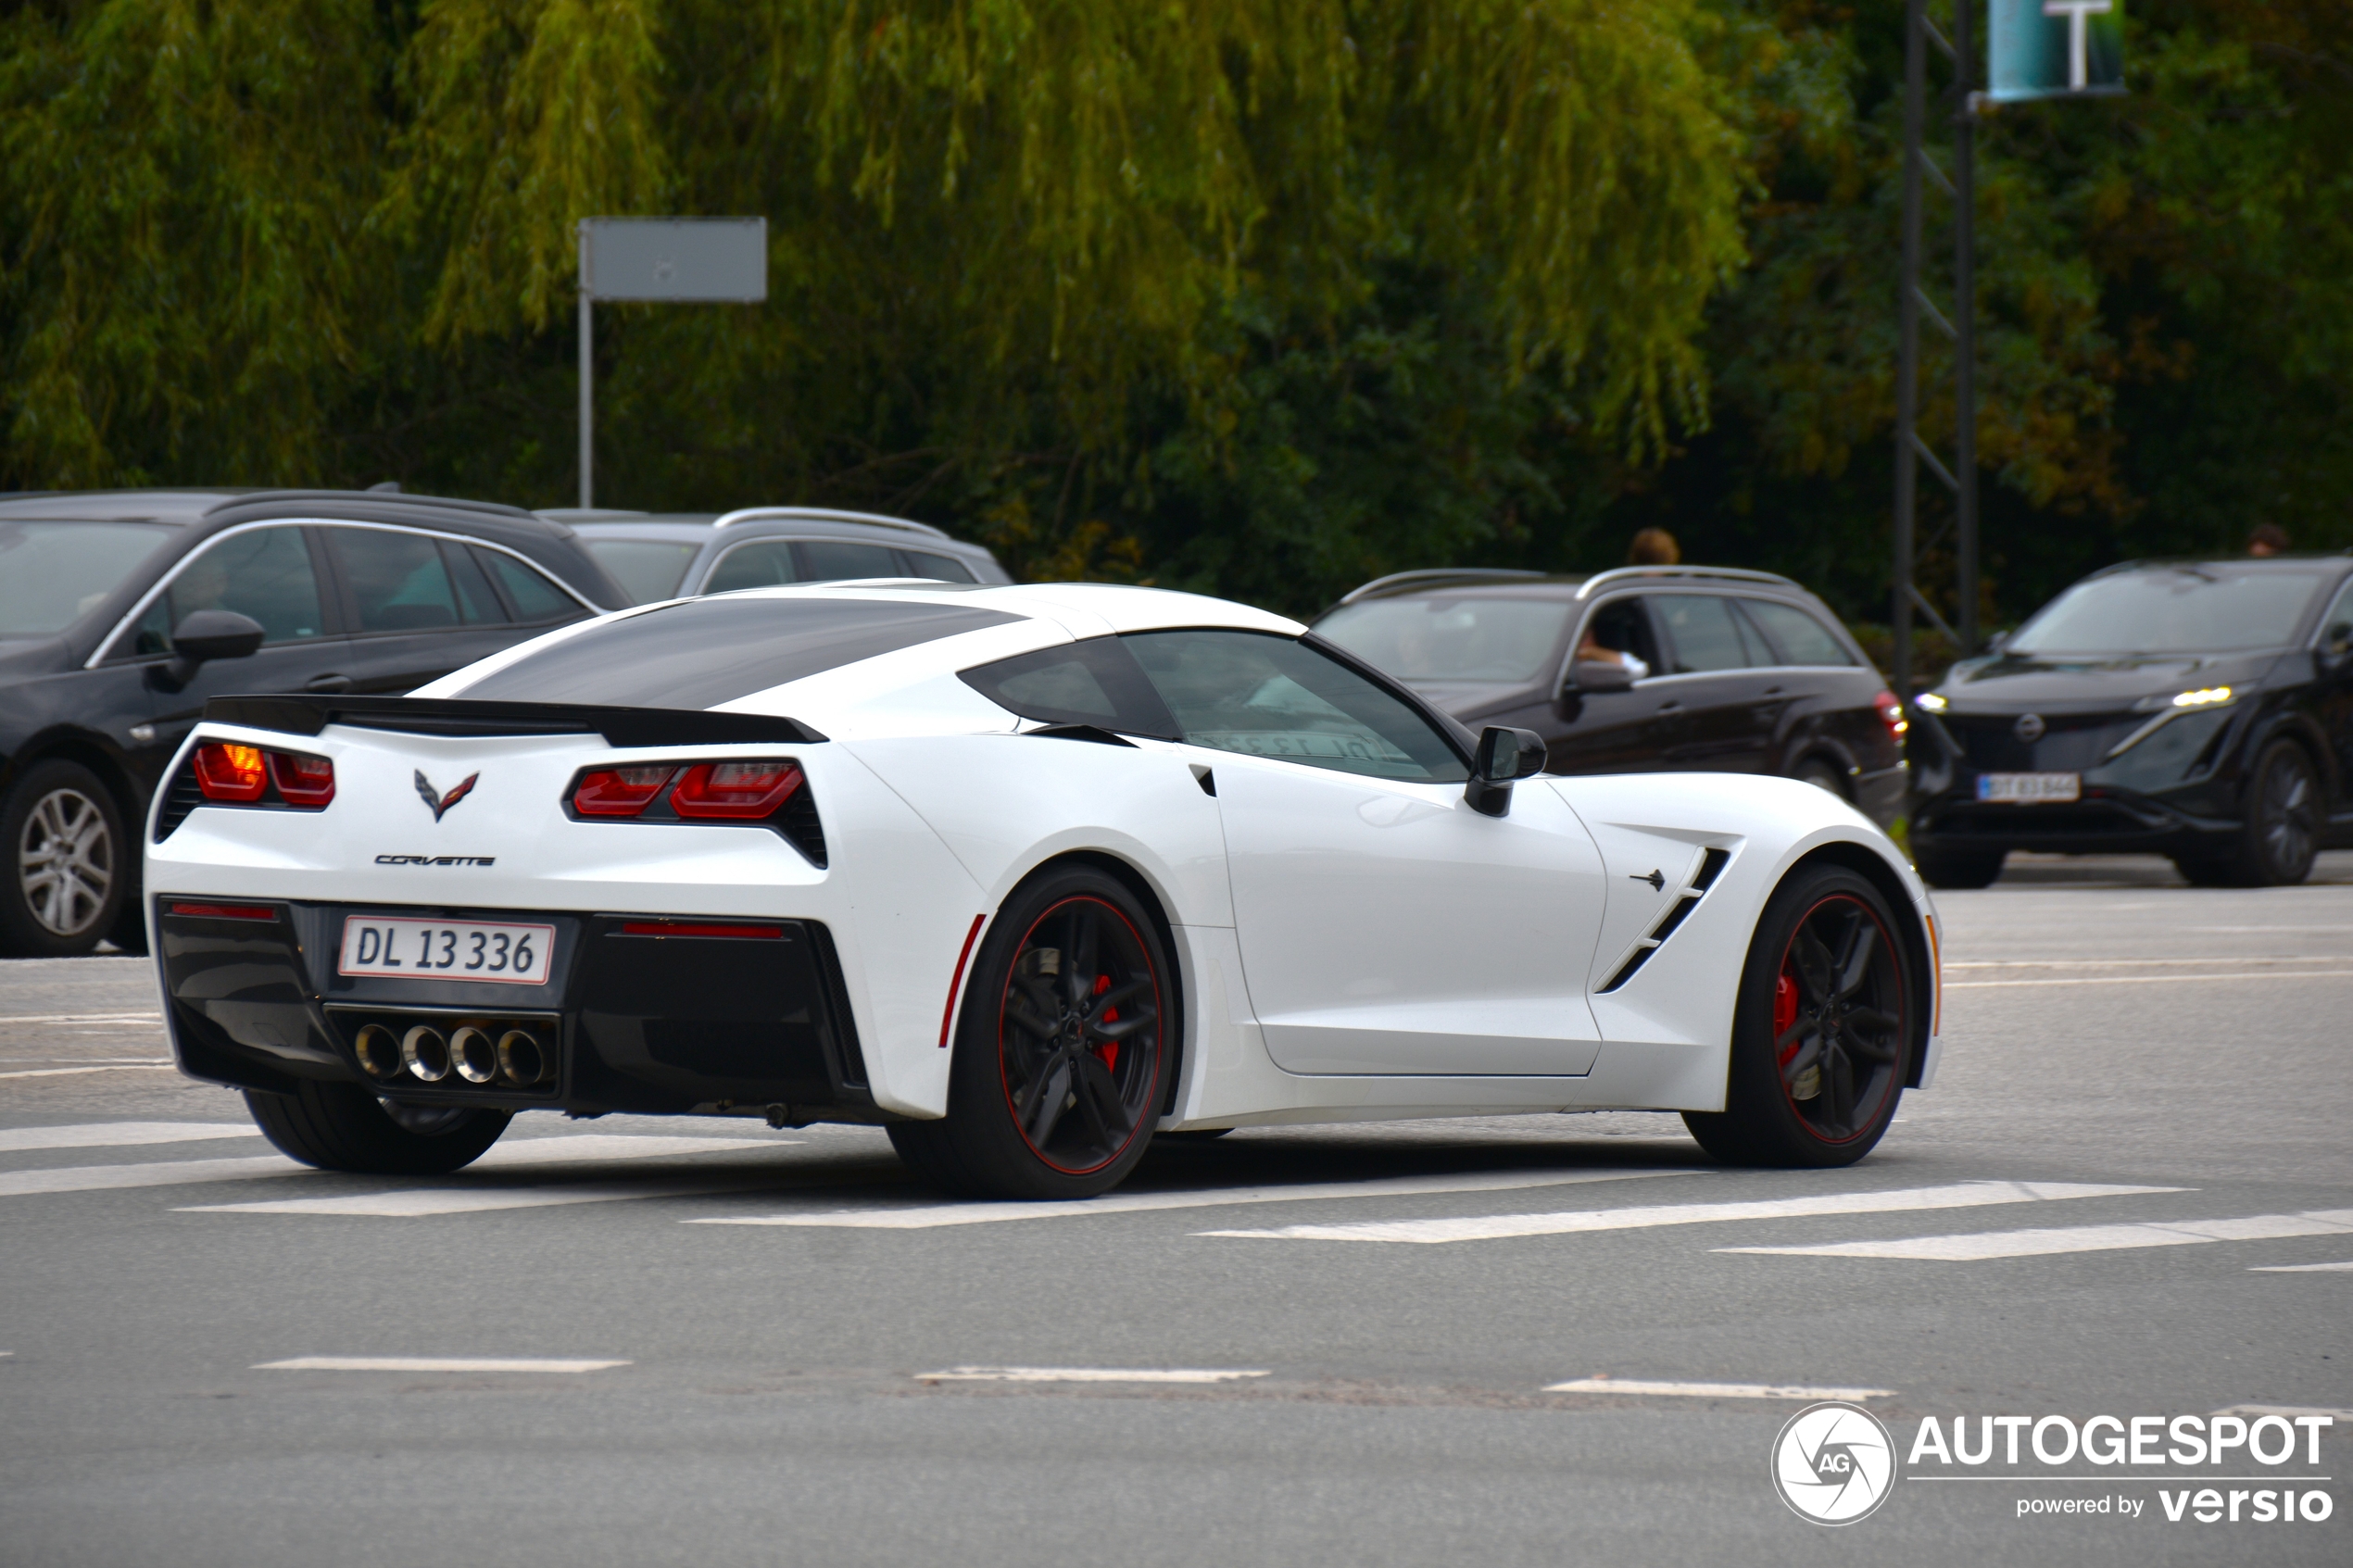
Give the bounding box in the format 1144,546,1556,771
338,917,555,985
1975,771,2081,805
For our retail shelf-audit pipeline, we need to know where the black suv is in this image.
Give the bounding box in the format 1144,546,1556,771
0,490,626,956
1908,556,2353,888
1313,566,1906,827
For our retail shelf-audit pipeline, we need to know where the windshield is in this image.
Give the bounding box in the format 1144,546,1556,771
1315,596,1572,683
581,538,700,605
2008,568,2331,656
0,521,177,638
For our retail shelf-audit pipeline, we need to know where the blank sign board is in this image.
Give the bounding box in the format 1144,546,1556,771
582,218,766,302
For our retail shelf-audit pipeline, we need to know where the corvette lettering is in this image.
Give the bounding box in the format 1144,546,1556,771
374,854,497,866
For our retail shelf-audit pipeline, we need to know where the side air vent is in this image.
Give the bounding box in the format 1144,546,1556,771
1597,847,1734,995
153,758,206,842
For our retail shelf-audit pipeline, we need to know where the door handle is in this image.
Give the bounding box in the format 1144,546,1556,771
302,673,354,693
1655,700,1682,713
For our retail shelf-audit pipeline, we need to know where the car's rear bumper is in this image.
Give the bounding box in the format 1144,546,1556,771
154,897,885,1121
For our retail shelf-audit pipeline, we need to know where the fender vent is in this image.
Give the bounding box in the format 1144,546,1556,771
153,758,205,842
1598,847,1731,995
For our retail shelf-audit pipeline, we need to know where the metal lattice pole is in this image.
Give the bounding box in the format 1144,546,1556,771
1893,0,1928,707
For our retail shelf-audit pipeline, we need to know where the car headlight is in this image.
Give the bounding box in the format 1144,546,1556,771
2133,686,2233,712
1915,691,1947,711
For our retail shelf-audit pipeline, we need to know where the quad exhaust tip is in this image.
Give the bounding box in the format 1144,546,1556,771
351,1020,551,1088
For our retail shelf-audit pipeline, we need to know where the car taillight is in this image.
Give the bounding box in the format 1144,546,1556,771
194,744,269,802
268,751,336,808
1874,690,1908,745
573,766,677,817
671,761,804,820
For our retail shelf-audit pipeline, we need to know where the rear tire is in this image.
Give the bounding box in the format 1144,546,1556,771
1682,864,1915,1168
888,865,1173,1199
1793,759,1848,798
245,1083,510,1174
1913,846,2004,889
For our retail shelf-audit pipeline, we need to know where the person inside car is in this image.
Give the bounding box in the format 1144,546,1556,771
1575,621,1649,680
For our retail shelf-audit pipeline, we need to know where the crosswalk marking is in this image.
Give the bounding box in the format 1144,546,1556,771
1718,1210,2353,1261
255,1357,628,1374
2249,1261,2353,1273
3,1132,785,1200
0,1122,258,1153
1541,1377,1896,1400
689,1168,1698,1231
917,1367,1269,1384
1198,1181,2179,1245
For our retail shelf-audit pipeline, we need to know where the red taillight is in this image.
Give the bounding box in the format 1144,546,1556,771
268,751,336,808
194,744,269,802
1873,690,1908,745
671,761,803,820
573,766,676,817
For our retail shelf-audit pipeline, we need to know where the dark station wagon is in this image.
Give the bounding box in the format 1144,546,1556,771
1314,566,1906,828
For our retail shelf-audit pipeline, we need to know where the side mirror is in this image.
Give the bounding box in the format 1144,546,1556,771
1564,659,1635,696
1985,630,2010,655
155,609,265,690
1466,725,1548,817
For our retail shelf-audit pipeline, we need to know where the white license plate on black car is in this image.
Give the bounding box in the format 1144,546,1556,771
1976,771,2081,804
338,917,555,985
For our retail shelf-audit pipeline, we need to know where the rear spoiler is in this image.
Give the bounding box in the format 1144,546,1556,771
200,695,826,748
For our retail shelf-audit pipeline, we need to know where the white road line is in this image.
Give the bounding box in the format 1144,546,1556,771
1946,971,2353,990
188,1179,771,1217
1200,1181,2177,1246
0,1064,181,1080
0,1012,164,1025
1947,958,2351,969
1719,1210,2353,1261
689,1168,1699,1230
0,1122,258,1153
1542,1377,1896,1400
256,1357,628,1374
2248,1261,2353,1273
2,1133,786,1199
917,1367,1269,1384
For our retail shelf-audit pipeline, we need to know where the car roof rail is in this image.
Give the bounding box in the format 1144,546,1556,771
1572,564,1800,600
1335,568,1548,606
711,506,952,540
201,490,540,523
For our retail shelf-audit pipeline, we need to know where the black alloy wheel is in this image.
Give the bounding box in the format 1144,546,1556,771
1684,864,1913,1167
2239,740,2321,885
0,759,127,958
1793,759,1848,799
889,865,1171,1199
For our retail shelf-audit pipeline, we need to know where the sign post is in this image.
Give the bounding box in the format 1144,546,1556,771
575,218,768,509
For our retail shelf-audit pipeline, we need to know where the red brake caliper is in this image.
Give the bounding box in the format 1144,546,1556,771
1773,967,1802,1065
1092,972,1118,1073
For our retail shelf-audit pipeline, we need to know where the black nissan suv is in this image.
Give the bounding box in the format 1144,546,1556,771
1907,556,2353,888
1313,566,1907,828
0,490,627,957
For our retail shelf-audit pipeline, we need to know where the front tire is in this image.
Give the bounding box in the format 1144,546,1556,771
888,865,1173,1199
245,1083,510,1174
0,760,127,958
1682,864,1915,1167
2216,740,2321,886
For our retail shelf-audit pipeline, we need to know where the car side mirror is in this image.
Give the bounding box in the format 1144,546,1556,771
1466,725,1548,817
155,609,265,690
1563,659,1635,696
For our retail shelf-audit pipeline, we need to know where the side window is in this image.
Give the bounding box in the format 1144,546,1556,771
480,548,584,623
1741,597,1853,666
1125,629,1468,782
798,540,902,582
2318,580,2353,655
1655,594,1766,673
1572,597,1665,680
133,526,327,653
900,549,976,583
704,541,799,595
961,637,1179,737
444,542,508,624
328,528,460,633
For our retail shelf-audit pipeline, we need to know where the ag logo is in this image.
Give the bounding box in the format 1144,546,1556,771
1770,1401,1897,1525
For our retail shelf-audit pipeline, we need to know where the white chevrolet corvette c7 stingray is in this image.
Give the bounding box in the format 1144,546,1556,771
145,581,1942,1198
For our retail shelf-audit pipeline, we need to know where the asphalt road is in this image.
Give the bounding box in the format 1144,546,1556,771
4,853,2347,1567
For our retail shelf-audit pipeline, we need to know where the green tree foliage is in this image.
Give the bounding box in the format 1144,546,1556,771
1,0,2345,624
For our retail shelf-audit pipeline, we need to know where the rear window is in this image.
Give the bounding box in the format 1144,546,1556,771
453,596,1020,708
582,538,699,604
